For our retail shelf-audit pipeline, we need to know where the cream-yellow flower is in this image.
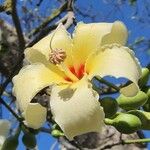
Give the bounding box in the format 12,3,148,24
13,21,141,140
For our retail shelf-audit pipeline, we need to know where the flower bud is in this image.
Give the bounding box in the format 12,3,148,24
22,133,36,149
128,110,150,130
101,97,118,118
143,86,150,99
142,87,150,111
1,136,18,150
117,91,148,110
51,129,64,138
107,113,142,134
138,68,150,88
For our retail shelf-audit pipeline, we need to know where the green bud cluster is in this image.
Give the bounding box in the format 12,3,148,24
102,67,150,134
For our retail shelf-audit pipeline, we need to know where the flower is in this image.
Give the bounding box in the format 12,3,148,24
13,21,141,140
0,120,11,147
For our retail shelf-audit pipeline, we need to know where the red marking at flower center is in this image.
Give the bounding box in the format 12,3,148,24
64,64,85,82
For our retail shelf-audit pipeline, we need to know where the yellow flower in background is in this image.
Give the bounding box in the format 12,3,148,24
13,21,142,140
0,120,11,148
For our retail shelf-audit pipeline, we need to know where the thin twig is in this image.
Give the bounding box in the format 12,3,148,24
27,8,75,47
0,0,25,96
11,0,25,51
0,97,22,122
0,0,75,128
28,1,68,37
0,5,6,12
94,76,120,92
0,0,25,124
40,127,51,134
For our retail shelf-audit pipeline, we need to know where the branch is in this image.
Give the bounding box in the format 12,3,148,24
40,127,51,134
0,5,6,12
0,0,75,128
100,142,122,150
28,1,68,37
0,0,26,123
0,0,25,96
63,11,75,29
94,76,120,92
36,0,44,7
11,0,25,51
27,9,75,47
0,97,22,122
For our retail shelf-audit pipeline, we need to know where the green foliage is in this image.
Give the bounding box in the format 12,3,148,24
100,97,118,118
117,91,148,110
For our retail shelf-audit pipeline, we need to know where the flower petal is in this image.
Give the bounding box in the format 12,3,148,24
72,21,127,71
24,48,67,79
24,103,47,129
101,21,128,46
25,24,73,66
86,44,142,97
13,63,66,112
25,25,78,81
50,78,104,140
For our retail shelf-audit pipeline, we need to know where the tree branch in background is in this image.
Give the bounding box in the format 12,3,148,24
36,0,44,7
0,0,76,127
11,0,25,51
0,0,25,123
0,5,6,13
27,0,75,47
0,97,22,122
0,0,25,96
28,1,68,37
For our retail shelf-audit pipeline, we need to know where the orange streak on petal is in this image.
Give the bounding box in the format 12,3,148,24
77,64,85,79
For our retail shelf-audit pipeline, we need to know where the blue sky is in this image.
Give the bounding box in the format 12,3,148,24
0,0,150,149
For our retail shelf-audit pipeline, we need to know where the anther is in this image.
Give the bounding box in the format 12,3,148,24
49,48,66,65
